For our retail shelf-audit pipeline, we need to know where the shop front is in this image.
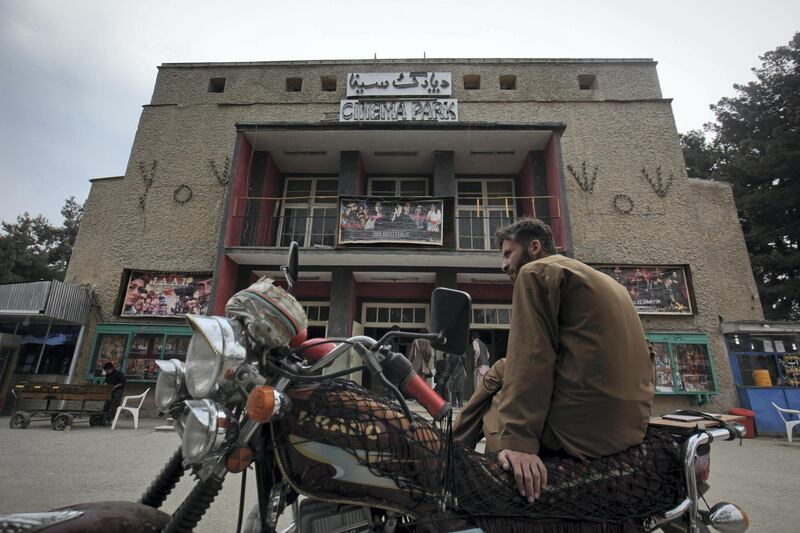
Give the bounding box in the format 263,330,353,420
722,321,800,434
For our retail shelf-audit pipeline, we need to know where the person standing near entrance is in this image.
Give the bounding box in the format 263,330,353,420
448,352,467,407
472,332,490,390
103,361,126,426
408,332,434,385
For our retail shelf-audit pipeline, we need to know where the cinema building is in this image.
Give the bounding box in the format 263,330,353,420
62,58,768,414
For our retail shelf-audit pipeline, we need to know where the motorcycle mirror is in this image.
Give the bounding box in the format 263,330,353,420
430,288,472,354
281,241,300,291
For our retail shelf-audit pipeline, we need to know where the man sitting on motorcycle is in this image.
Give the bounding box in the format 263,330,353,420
453,218,654,503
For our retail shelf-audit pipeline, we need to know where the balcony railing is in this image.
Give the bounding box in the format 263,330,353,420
228,195,564,250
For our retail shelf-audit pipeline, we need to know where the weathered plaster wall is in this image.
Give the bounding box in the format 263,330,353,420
66,59,761,412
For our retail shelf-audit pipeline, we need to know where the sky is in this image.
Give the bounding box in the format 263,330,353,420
1,0,798,226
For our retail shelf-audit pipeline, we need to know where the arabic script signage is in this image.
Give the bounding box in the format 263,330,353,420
339,197,444,245
340,99,457,123
347,72,452,97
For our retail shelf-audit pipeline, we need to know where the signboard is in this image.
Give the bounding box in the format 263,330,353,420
340,99,457,123
347,72,452,97
595,265,693,315
121,271,213,317
339,197,443,245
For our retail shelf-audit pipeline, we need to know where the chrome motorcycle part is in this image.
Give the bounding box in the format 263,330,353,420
0,510,83,531
185,315,247,399
181,399,230,463
295,500,372,533
155,359,186,411
705,502,749,532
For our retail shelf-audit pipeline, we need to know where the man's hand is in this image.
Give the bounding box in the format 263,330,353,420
498,449,547,503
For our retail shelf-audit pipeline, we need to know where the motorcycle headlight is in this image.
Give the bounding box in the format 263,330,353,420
154,359,185,412
184,315,247,399
182,399,229,463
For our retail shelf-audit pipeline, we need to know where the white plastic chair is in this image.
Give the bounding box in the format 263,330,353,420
771,402,800,442
111,388,150,430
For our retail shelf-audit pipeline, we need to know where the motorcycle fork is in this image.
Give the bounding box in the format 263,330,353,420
254,424,279,532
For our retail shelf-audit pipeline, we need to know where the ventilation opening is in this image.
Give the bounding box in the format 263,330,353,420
463,74,481,90
286,77,303,92
578,74,597,90
208,78,226,93
321,76,337,92
499,75,516,90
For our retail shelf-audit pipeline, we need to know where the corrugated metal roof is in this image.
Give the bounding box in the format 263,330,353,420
0,280,90,324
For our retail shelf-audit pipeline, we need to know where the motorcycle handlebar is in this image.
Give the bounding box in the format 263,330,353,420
292,335,451,421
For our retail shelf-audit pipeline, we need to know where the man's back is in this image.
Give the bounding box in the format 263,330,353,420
491,255,654,459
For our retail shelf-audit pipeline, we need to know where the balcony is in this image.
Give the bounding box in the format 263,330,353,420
226,194,563,268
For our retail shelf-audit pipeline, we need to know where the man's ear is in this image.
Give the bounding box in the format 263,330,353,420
528,239,542,257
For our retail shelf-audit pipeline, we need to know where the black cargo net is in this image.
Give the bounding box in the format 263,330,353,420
272,380,685,532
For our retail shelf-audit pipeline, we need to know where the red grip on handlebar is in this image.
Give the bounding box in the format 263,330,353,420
404,373,450,421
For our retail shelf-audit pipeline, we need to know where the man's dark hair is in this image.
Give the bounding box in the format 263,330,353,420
103,362,114,371
495,218,556,255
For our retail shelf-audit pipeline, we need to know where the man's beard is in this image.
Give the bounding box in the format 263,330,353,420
510,247,535,282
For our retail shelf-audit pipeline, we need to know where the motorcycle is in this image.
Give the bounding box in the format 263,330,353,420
0,243,749,533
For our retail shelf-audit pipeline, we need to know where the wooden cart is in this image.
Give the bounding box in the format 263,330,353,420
8,382,113,430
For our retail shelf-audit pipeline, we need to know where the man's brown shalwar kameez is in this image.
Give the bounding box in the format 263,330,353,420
453,255,654,460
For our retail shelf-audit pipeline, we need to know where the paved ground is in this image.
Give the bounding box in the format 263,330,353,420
0,414,797,532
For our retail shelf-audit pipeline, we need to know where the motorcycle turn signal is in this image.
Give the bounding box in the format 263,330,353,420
247,385,290,423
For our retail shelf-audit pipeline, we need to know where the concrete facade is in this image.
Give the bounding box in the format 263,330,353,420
64,58,763,412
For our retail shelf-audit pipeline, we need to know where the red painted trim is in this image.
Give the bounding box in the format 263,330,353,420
356,282,435,300
517,152,536,217
458,283,513,302
225,137,253,247
256,155,281,246
213,255,238,315
545,136,566,250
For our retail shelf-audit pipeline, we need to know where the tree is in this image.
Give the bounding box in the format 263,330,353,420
0,197,84,283
683,33,800,319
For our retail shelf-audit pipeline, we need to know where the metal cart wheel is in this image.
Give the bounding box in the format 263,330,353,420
52,413,73,431
9,412,31,429
89,414,105,427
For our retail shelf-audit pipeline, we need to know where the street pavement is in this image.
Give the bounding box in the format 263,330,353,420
0,414,797,532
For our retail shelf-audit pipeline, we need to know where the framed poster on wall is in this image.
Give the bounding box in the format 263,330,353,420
120,271,213,317
338,197,443,245
594,265,694,315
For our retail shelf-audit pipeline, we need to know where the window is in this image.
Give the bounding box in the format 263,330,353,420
301,302,330,325
321,76,337,92
362,303,428,328
286,77,303,92
471,304,512,328
208,77,226,93
463,74,480,90
578,74,597,90
726,332,800,387
13,323,80,375
367,178,428,197
456,179,516,250
647,333,718,395
499,75,516,90
278,178,338,247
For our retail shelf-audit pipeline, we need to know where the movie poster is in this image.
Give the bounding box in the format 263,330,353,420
595,265,693,314
338,197,444,245
121,271,213,317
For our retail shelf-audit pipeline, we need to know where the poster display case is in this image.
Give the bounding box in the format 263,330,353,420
88,323,192,382
646,332,718,404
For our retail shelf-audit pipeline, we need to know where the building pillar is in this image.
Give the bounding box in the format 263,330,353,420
433,151,455,197
339,151,365,196
326,268,355,374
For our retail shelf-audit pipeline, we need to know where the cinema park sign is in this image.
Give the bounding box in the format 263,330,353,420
339,72,458,123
